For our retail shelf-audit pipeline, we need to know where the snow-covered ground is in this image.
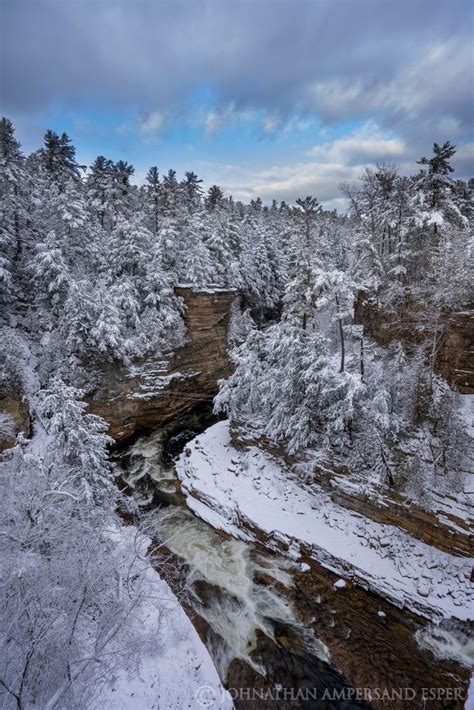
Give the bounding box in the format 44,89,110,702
96,527,233,710
176,421,473,623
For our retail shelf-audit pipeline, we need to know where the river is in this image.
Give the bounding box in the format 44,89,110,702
112,408,371,709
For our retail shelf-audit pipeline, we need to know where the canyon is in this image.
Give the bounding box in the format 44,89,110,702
1,288,472,708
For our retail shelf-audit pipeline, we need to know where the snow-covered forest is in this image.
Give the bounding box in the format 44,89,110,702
1,115,473,707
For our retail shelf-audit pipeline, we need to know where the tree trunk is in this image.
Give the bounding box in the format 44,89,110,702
335,293,345,373
359,334,365,382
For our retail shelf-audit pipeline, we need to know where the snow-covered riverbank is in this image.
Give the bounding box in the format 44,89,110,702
97,526,233,709
176,421,473,624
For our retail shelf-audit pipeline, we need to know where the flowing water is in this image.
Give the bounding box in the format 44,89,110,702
149,504,331,678
112,411,370,707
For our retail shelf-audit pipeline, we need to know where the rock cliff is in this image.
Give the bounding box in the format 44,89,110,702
87,287,236,442
0,391,30,452
0,287,236,451
354,293,474,393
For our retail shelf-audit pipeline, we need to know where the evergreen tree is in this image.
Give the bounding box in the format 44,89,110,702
417,141,456,210
0,117,26,309
40,377,114,503
144,165,162,236
205,184,224,210
86,155,116,230
40,130,82,185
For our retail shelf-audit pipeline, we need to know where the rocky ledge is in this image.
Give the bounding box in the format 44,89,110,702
354,294,474,393
87,287,236,442
0,287,236,451
175,421,473,709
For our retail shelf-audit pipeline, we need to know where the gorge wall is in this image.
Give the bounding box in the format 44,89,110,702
1,289,472,452
354,293,474,393
87,287,237,443
0,287,236,451
0,391,30,451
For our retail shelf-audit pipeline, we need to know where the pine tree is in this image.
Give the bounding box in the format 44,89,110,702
86,155,116,230
181,211,215,287
205,184,224,211
144,166,161,236
417,141,456,209
207,209,241,287
40,130,82,186
40,377,114,503
183,170,203,207
0,117,26,309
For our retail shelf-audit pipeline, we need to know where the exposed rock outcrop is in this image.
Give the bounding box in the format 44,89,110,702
233,425,473,558
87,287,237,442
354,293,474,393
0,288,236,450
435,310,474,393
0,391,31,452
175,421,473,709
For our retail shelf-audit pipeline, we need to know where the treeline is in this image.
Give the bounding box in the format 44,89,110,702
0,118,473,706
1,118,473,496
216,145,473,500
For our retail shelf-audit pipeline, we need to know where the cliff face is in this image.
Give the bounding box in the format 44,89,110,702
354,293,474,393
87,287,236,442
435,310,474,392
0,288,236,451
176,421,472,709
0,392,30,452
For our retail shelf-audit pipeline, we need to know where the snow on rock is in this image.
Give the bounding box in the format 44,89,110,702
333,579,347,590
176,421,473,622
177,283,238,294
96,527,233,710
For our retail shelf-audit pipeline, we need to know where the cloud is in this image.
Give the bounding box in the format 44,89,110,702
2,0,472,139
262,115,279,134
193,124,400,207
306,41,473,139
1,0,472,203
308,122,406,166
204,108,230,136
198,123,471,209
216,158,362,209
139,111,164,134
200,104,254,136
114,111,166,144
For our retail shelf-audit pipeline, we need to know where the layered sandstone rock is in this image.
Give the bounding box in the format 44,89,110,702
354,293,474,393
436,310,474,393
0,288,236,450
87,287,237,442
0,391,30,452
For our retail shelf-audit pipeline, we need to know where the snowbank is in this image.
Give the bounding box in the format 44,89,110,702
96,526,233,710
176,421,473,622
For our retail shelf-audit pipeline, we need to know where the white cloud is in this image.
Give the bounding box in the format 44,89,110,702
204,109,227,136
306,41,473,130
201,104,254,137
199,123,410,208
262,115,279,134
308,122,406,166
139,111,164,133
282,116,313,134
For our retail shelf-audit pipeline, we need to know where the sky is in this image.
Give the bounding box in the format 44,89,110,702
1,0,473,209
